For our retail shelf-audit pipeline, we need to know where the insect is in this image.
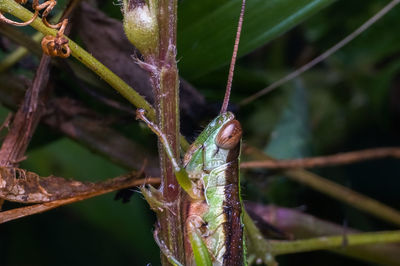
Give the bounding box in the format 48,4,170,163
136,0,247,265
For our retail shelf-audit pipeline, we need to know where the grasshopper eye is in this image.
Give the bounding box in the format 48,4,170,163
215,120,242,149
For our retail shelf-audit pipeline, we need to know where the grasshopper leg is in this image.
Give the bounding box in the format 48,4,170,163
136,109,203,200
186,216,213,266
140,184,176,213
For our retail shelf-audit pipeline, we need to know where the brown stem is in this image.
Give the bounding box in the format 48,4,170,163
243,146,400,226
0,176,160,224
142,0,183,264
241,147,400,169
0,54,51,167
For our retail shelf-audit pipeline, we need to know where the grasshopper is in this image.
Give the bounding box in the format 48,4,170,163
136,0,247,265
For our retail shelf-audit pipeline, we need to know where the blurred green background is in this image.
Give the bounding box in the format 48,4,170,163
1,0,400,265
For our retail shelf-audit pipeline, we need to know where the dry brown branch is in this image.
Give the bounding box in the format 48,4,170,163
241,147,400,169
0,55,51,167
0,166,149,203
0,176,160,224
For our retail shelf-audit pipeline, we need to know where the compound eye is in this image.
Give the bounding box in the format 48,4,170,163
215,120,242,149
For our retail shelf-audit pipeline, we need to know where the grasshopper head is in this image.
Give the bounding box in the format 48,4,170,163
184,112,242,172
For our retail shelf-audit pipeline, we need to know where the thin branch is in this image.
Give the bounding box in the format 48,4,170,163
243,146,400,227
240,0,400,106
0,54,51,167
241,147,400,169
0,176,160,224
271,231,400,256
245,209,400,264
246,203,400,265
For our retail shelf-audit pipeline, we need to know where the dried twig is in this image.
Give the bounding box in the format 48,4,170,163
0,176,160,224
243,146,400,227
0,55,51,167
241,147,400,169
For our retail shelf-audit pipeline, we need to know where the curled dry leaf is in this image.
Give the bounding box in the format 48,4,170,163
0,166,149,203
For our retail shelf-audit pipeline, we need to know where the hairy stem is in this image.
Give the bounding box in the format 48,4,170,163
152,0,183,264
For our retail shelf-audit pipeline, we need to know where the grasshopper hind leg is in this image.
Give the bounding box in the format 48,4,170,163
186,216,213,266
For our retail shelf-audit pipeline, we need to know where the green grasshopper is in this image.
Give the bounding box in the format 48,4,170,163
136,0,247,265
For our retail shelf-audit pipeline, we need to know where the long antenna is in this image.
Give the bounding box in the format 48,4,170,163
220,0,246,114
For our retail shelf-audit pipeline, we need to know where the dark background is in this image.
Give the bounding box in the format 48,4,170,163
1,0,400,265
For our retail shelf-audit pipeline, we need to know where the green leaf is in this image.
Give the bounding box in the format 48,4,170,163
265,81,311,159
263,81,311,205
177,0,335,79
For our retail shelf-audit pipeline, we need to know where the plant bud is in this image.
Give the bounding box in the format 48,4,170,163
123,0,159,56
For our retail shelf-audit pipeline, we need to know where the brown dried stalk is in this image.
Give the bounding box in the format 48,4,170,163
243,146,400,227
0,55,51,167
0,175,160,224
241,147,400,169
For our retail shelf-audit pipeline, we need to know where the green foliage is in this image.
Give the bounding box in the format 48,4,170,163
178,0,335,79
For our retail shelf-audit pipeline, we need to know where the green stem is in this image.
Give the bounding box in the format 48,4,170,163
243,147,400,227
245,209,400,263
271,230,400,256
248,204,400,264
286,169,400,227
0,0,155,120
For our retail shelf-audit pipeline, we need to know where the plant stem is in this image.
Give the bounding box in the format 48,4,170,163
271,230,400,255
247,203,400,265
0,0,155,120
241,147,400,169
243,146,400,226
286,169,400,226
151,0,183,264
245,208,400,263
